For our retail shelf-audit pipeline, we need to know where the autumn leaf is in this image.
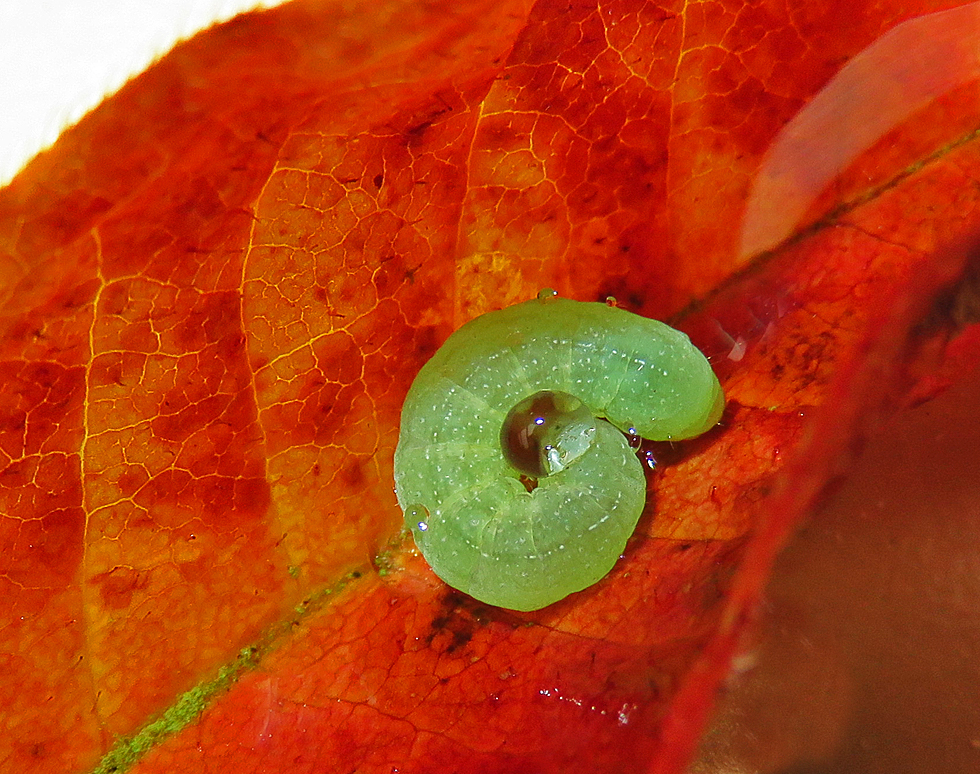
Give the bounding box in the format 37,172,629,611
2,2,980,774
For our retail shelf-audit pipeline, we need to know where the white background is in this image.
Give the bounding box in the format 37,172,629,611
0,0,283,186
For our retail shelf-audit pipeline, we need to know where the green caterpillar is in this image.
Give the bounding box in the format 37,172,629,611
393,294,724,611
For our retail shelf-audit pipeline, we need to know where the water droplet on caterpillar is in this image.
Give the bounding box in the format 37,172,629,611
537,287,559,303
500,390,597,478
625,428,642,450
405,504,430,532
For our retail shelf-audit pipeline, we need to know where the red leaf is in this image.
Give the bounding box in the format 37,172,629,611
2,2,979,773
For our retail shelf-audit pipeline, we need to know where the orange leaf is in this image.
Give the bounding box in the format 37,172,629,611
2,2,979,773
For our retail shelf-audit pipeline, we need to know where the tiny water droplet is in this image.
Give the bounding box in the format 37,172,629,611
405,504,430,532
642,450,657,471
537,287,558,302
626,432,642,451
605,295,618,308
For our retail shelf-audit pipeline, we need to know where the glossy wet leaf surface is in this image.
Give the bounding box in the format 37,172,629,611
2,1,980,773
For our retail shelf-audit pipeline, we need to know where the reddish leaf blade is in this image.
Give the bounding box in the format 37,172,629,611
742,2,980,257
1,2,979,774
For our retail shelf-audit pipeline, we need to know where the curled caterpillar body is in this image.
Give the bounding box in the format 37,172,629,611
393,296,724,611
